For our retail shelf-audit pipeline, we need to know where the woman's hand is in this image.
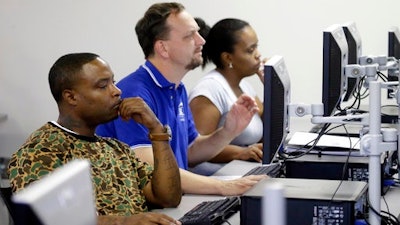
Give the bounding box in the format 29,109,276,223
236,143,263,162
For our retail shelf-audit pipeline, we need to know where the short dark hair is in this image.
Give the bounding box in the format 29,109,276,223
135,2,185,58
48,53,99,102
202,18,249,69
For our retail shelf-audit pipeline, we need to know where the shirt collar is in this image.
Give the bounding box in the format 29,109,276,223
49,121,99,142
142,60,183,89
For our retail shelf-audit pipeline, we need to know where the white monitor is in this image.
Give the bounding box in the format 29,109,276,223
11,159,97,225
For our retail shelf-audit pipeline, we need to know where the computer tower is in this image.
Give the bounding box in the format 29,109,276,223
284,153,386,194
240,178,368,225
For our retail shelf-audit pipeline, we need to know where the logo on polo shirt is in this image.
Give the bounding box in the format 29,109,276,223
178,102,185,122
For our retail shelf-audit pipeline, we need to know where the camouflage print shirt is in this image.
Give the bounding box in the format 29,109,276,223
8,122,153,216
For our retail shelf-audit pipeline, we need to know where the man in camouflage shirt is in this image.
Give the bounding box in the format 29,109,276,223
8,53,182,225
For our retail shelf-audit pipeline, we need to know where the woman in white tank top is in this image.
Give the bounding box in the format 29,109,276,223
189,18,267,175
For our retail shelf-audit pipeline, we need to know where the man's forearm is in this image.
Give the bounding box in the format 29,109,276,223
180,168,223,195
151,140,182,207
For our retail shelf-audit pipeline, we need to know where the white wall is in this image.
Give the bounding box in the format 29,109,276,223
1,0,399,157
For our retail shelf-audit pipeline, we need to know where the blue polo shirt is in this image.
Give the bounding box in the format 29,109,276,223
96,60,199,169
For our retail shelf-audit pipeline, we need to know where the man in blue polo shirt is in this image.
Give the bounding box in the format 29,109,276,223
96,2,266,196
97,60,196,169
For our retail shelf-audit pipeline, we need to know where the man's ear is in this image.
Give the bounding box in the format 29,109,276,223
62,89,78,106
154,40,169,58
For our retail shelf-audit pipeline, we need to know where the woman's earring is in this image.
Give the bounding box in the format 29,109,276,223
229,62,233,68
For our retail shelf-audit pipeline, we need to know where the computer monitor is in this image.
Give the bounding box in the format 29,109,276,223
342,21,362,102
263,55,290,164
11,159,97,225
322,24,349,116
388,26,400,59
387,26,400,98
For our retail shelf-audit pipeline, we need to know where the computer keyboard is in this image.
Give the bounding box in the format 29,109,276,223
242,163,281,177
178,196,240,225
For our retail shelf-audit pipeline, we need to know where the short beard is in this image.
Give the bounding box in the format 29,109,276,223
185,57,203,70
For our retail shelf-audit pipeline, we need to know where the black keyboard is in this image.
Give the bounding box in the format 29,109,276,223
242,163,281,177
178,196,240,225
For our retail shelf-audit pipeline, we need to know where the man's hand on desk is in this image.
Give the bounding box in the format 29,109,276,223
217,174,267,196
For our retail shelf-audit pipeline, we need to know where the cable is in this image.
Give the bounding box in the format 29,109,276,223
366,192,400,225
222,219,232,225
280,122,330,160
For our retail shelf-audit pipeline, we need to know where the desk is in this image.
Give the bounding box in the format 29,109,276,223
155,160,400,224
212,160,261,177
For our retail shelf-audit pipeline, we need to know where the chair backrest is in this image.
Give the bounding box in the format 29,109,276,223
0,186,15,224
1,186,41,225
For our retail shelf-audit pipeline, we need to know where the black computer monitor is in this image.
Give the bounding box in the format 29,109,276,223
342,21,362,102
387,26,400,96
263,55,290,164
388,26,400,59
322,24,349,116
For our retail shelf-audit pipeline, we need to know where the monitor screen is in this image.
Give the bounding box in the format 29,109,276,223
263,55,290,164
322,24,349,116
11,159,97,225
342,21,362,102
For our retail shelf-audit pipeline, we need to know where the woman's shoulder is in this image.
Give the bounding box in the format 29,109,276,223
189,72,227,101
193,70,227,90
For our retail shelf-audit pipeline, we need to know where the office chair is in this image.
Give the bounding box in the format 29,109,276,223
0,186,15,225
1,186,45,225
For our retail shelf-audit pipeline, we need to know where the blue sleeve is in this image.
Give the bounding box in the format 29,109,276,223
97,117,150,148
